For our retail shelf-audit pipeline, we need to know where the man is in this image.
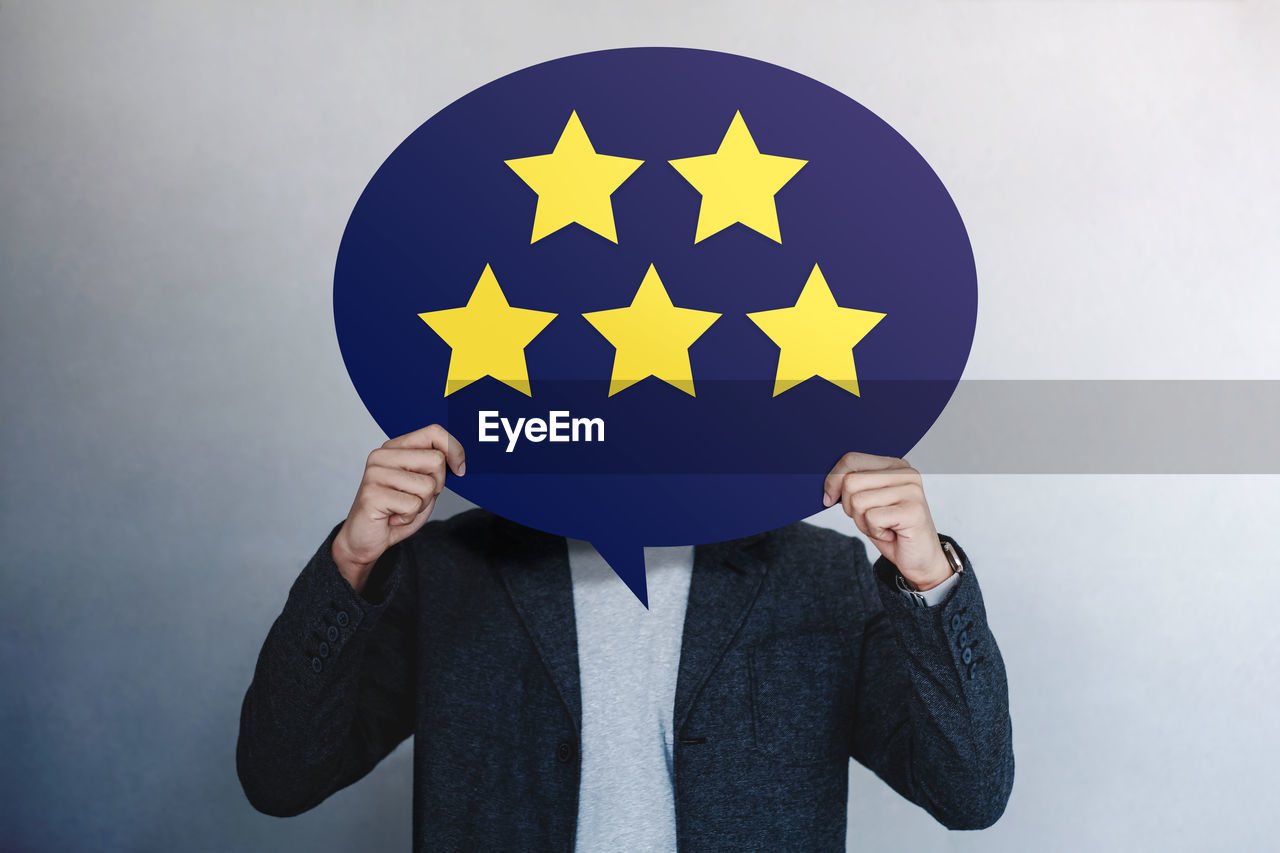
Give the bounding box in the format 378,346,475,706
237,424,1013,851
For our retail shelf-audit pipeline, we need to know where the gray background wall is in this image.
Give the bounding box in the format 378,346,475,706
2,1,1278,851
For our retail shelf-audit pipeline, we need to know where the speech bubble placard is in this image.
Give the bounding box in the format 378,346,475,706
335,47,976,605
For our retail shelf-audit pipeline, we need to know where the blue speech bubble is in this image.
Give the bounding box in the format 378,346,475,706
334,47,976,605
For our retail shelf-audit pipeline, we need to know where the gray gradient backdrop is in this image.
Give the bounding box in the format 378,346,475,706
3,2,1278,851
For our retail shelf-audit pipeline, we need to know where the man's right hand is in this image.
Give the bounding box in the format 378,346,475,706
331,424,466,594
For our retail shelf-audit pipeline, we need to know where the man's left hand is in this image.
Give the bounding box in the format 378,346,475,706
822,452,952,591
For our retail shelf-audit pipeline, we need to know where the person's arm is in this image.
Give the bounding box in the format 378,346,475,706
236,424,465,816
848,536,1014,829
824,453,1014,830
236,526,416,815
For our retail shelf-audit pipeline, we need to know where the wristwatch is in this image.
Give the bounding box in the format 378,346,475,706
941,538,964,575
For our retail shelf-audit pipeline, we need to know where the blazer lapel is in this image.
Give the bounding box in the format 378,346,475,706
492,516,582,732
674,532,771,732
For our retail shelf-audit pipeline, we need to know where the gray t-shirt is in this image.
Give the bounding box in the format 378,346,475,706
568,539,694,853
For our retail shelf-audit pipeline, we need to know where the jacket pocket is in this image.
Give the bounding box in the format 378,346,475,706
749,633,853,766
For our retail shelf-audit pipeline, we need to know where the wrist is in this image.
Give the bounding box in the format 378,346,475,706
901,545,955,592
908,564,952,592
331,527,377,594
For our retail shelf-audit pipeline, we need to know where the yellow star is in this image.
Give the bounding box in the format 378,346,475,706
668,111,807,244
747,264,886,397
505,111,644,244
417,264,557,397
582,264,722,397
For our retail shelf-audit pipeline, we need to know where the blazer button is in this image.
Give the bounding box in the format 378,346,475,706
556,740,574,764
962,646,973,664
326,625,340,643
958,630,970,647
950,613,962,631
336,610,350,628
310,657,323,673
318,641,329,659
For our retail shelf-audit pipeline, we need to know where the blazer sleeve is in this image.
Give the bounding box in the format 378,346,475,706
236,521,417,817
846,534,1015,830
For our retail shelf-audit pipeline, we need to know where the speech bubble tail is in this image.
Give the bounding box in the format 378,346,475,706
591,540,649,608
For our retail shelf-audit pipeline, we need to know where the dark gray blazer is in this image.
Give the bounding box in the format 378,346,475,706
237,509,1013,851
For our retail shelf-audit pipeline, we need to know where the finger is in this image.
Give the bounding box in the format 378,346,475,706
391,494,437,528
367,447,446,480
367,465,442,504
843,481,924,535
864,504,914,542
383,424,466,476
835,468,922,501
359,484,424,524
823,453,911,505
